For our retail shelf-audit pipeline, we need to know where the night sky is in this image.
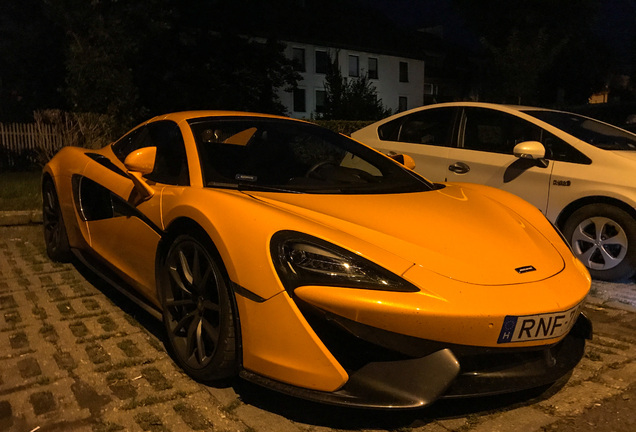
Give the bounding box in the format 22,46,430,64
362,0,635,68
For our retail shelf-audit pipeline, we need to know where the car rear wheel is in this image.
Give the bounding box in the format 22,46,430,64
159,234,237,381
42,179,71,262
563,204,636,281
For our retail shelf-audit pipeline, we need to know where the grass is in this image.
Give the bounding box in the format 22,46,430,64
0,170,42,211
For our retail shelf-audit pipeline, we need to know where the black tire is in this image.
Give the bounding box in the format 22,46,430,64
563,204,636,281
42,179,72,262
159,233,237,381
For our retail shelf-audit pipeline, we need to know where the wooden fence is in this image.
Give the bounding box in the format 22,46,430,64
0,123,65,169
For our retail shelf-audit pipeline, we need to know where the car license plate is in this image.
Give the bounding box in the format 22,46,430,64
497,303,583,344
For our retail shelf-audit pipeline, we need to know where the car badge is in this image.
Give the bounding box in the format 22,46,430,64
515,265,536,274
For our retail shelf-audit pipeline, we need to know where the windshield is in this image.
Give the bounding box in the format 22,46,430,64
523,110,636,151
189,117,432,194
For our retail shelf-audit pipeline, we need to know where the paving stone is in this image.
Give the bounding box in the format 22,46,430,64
82,298,101,311
173,402,214,430
39,323,59,343
71,378,112,417
9,331,28,349
69,321,90,337
142,366,173,391
17,357,42,378
0,294,17,309
97,315,118,332
108,378,138,400
54,351,77,371
134,411,170,432
29,390,56,416
118,339,143,358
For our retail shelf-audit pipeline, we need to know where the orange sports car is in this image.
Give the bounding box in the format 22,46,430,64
42,111,592,408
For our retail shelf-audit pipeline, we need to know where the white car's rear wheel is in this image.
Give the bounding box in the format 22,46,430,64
563,204,636,281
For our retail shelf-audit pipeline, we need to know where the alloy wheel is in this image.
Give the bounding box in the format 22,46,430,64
163,237,225,370
570,216,628,271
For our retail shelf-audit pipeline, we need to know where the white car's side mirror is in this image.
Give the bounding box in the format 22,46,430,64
513,141,545,160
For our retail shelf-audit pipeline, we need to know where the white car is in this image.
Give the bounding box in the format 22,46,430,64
352,102,636,281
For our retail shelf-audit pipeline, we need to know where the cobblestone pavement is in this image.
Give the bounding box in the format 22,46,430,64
1,225,635,432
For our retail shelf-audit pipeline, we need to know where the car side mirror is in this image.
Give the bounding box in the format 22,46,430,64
124,146,157,174
513,141,545,159
124,147,156,200
389,153,416,170
513,141,549,168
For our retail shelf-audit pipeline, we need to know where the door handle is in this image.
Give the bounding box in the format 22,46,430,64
448,162,470,174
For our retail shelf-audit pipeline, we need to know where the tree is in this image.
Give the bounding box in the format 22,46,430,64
320,54,391,120
0,0,66,121
44,0,300,131
453,0,608,105
45,0,162,132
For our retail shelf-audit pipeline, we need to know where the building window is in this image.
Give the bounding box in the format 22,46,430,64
348,55,359,77
315,90,326,113
398,96,408,112
315,50,328,74
424,83,438,95
399,61,409,82
368,57,378,79
294,89,306,112
292,47,306,72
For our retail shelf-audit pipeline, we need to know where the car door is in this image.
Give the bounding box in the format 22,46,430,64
446,107,554,213
79,121,189,298
368,107,457,182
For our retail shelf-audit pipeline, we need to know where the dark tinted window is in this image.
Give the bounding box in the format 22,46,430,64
145,122,189,185
543,132,592,164
189,117,432,194
524,110,636,151
112,121,189,185
462,108,591,164
463,108,542,154
378,108,455,147
112,127,147,161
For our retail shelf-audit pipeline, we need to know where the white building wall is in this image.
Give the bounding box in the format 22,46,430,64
279,42,425,119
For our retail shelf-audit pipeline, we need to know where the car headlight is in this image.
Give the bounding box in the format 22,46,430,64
270,231,419,293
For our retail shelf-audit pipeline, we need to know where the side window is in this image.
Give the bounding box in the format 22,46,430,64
462,108,542,154
112,127,150,162
378,108,455,147
145,121,190,186
544,133,592,164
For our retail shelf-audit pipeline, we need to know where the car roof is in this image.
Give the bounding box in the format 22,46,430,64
145,110,300,125
406,101,554,112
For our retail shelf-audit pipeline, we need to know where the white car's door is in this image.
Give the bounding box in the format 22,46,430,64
444,107,555,213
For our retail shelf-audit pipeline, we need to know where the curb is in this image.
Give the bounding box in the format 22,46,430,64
0,210,43,226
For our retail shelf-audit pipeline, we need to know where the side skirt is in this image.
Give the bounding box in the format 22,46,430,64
72,248,163,320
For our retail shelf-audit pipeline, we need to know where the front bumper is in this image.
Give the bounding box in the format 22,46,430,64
241,310,592,409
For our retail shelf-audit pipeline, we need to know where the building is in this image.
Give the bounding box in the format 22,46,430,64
279,42,426,119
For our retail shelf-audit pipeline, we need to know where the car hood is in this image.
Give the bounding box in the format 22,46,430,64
247,184,564,285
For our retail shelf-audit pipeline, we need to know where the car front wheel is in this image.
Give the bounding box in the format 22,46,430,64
563,204,636,281
159,233,237,381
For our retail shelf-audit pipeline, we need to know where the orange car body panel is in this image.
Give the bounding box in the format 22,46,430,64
42,111,591,394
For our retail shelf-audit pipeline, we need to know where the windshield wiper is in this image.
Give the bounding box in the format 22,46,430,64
237,182,303,194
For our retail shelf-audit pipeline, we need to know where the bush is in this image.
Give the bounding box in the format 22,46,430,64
33,110,116,166
312,119,374,136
